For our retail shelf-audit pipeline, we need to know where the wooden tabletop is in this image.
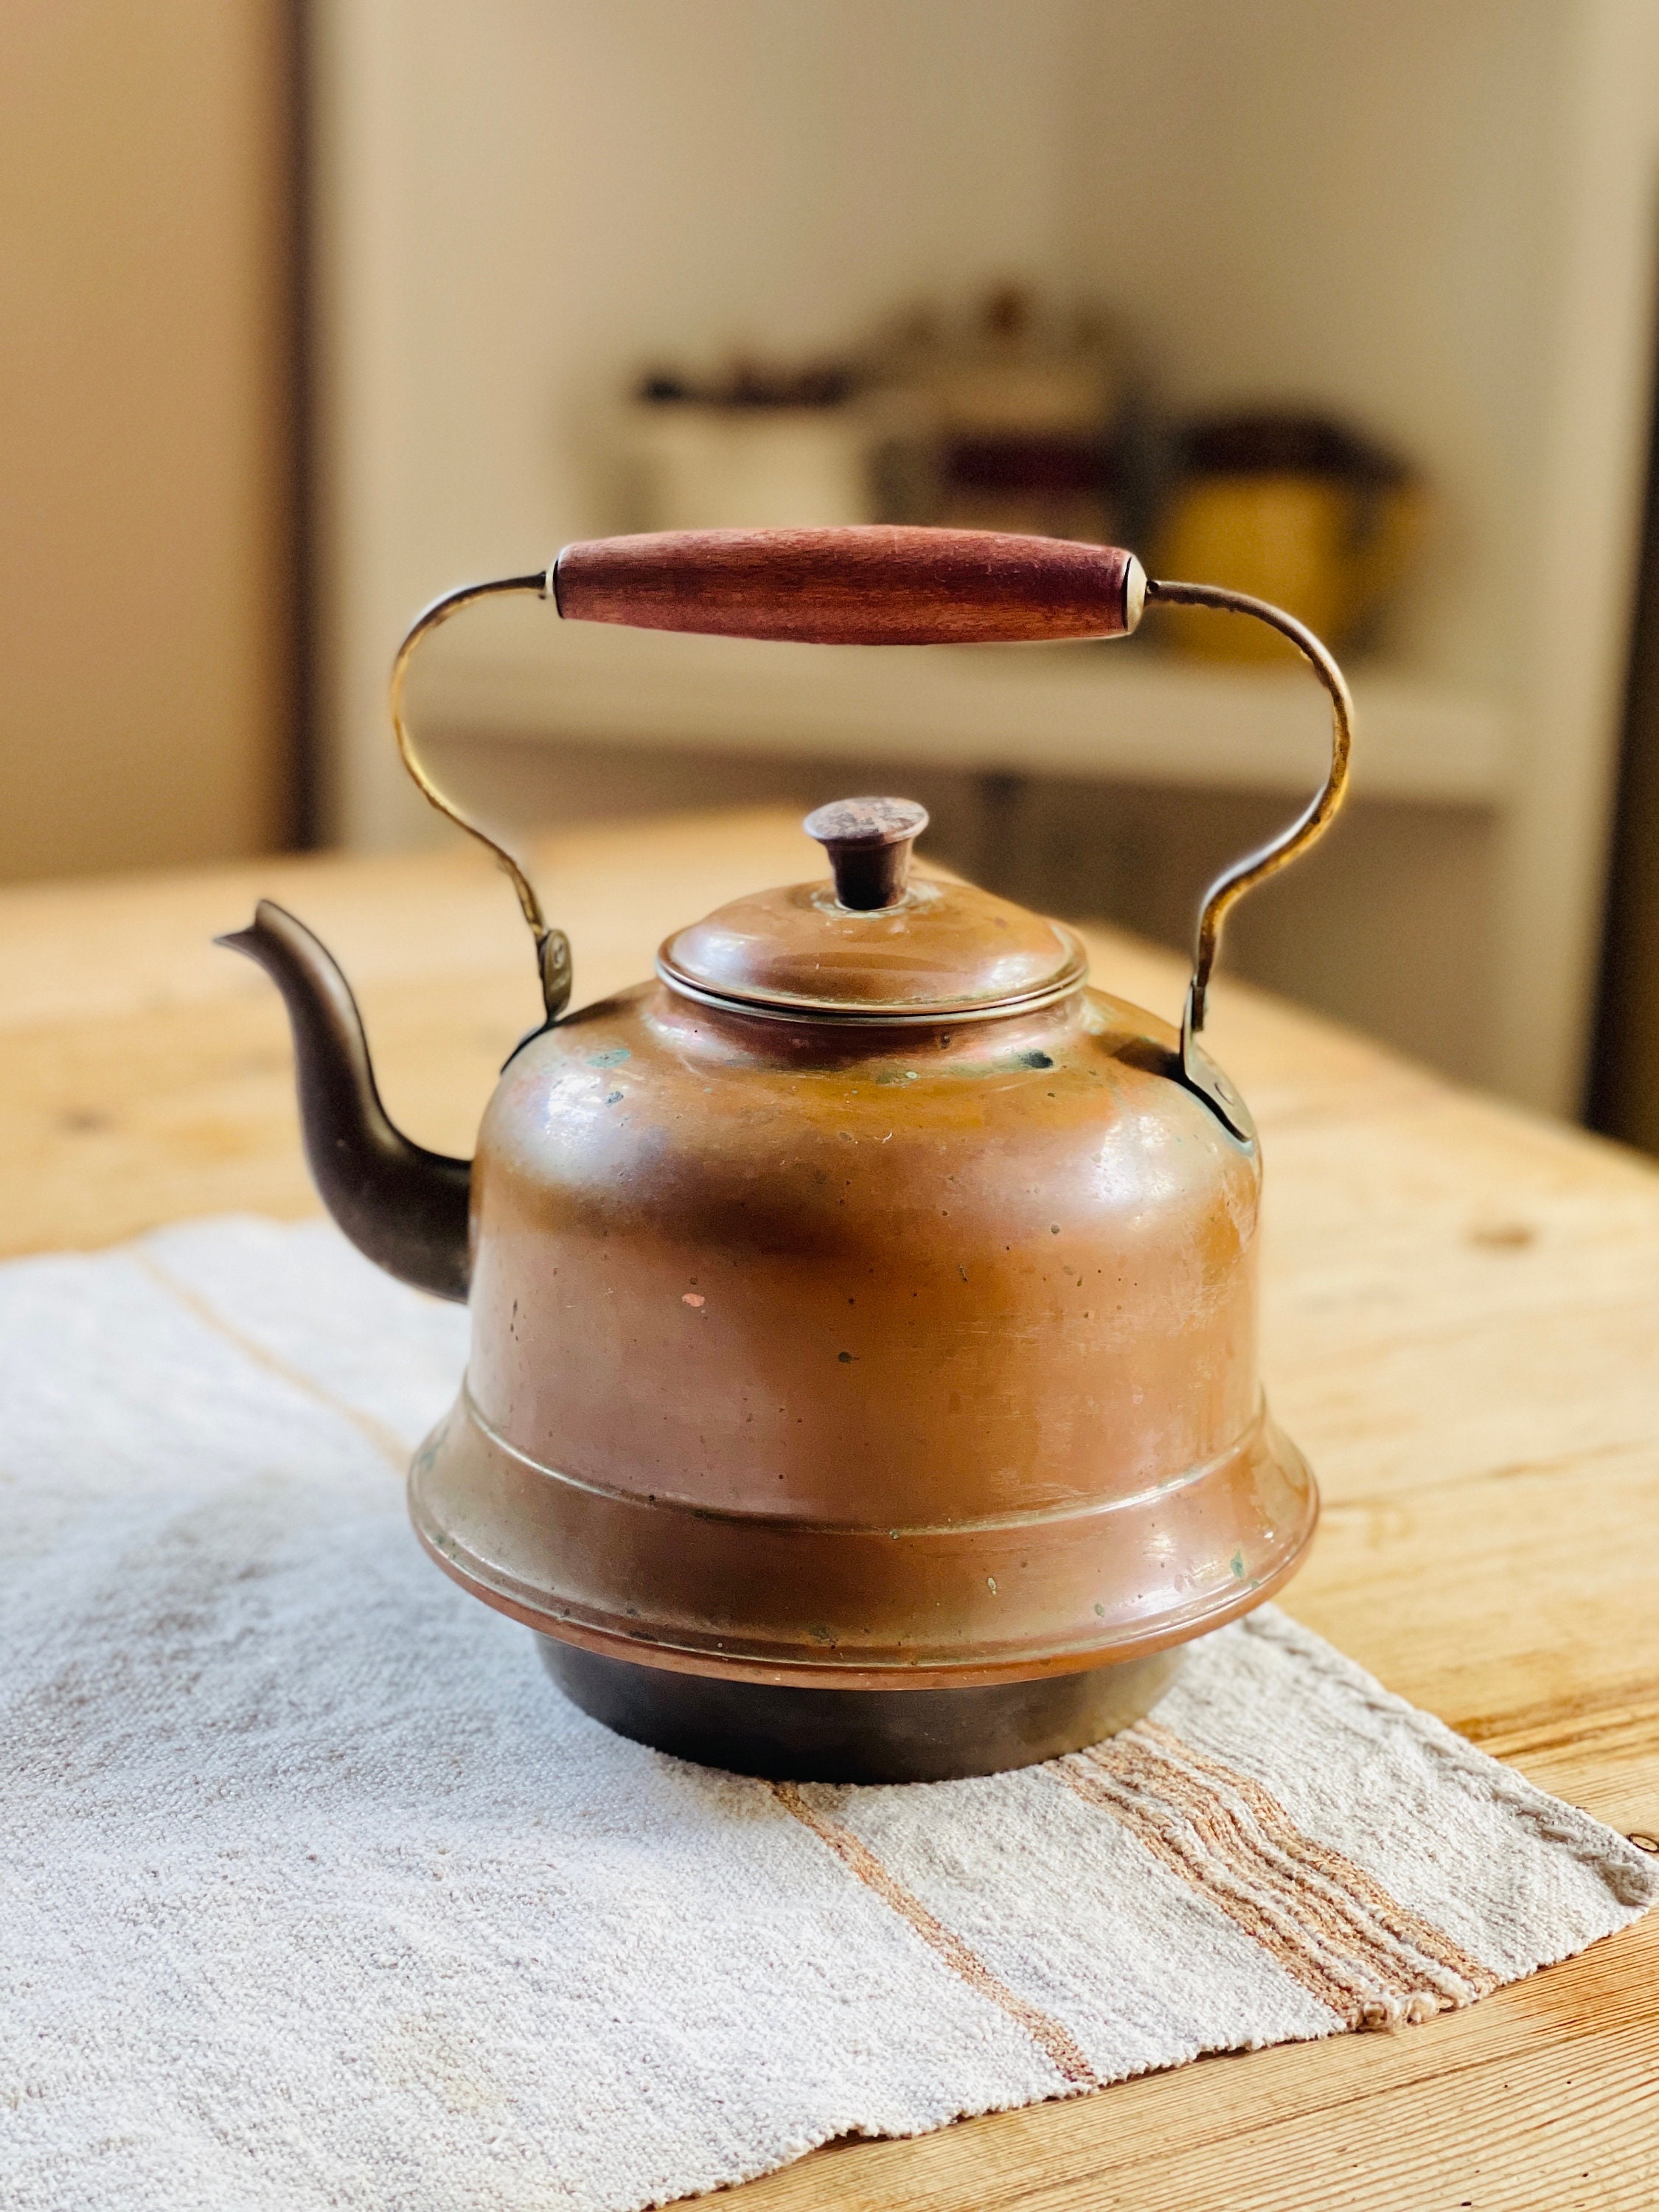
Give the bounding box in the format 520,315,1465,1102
4,807,1656,2210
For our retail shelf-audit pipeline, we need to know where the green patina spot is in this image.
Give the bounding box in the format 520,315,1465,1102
587,1046,630,1068
1231,1551,1246,1579
1093,1601,1105,1618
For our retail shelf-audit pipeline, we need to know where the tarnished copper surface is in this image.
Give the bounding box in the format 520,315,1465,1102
228,525,1352,1768
408,958,1315,1689
658,872,1088,1021
231,518,1349,1764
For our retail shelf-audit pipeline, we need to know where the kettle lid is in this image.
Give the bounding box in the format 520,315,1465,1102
658,797,1086,1022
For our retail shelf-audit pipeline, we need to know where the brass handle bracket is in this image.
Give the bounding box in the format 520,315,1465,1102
389,568,572,1025
1144,579,1354,1141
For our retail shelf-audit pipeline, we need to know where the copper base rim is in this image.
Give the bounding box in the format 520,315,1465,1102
410,1401,1319,1690
415,1512,1314,1690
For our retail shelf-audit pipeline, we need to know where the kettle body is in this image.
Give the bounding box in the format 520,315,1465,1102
226,527,1351,1779
425,970,1310,1691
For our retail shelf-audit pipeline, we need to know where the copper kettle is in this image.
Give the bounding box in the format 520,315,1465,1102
224,528,1352,1781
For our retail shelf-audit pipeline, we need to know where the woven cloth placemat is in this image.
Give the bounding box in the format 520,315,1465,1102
3,1217,1652,2212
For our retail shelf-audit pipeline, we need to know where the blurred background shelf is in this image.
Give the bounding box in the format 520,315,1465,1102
417,622,1512,805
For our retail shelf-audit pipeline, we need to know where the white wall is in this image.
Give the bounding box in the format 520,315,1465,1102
1067,1,1565,695
1065,0,1658,1109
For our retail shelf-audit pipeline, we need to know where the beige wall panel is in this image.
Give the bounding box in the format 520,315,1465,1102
0,0,292,881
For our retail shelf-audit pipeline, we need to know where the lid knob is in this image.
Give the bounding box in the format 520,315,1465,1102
804,796,929,911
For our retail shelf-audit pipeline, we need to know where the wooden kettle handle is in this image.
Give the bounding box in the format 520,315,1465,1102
551,526,1147,646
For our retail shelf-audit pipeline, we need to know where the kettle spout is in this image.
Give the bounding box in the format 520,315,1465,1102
218,900,472,1301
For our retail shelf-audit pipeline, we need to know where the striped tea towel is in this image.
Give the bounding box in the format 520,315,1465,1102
2,1215,1652,2212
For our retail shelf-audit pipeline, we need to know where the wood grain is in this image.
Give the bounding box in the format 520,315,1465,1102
553,527,1140,644
2,805,1655,2210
